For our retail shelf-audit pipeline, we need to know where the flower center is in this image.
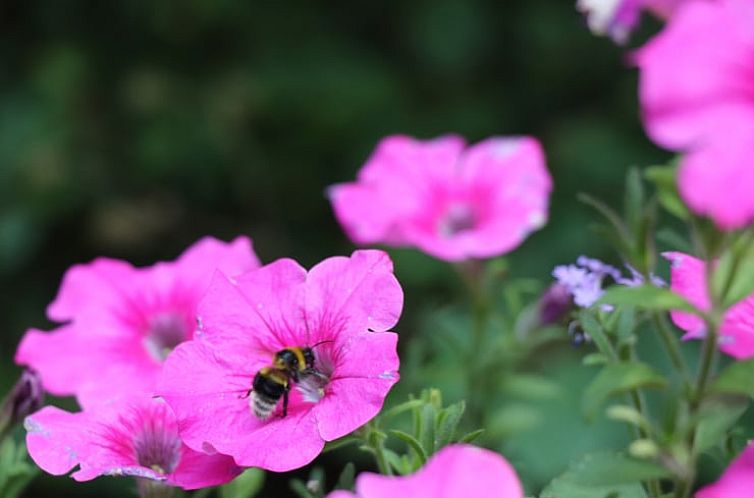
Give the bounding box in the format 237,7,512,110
144,312,188,362
438,204,476,238
132,419,182,475
296,349,334,403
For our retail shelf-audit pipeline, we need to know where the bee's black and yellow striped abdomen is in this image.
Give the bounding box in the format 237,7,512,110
251,367,289,420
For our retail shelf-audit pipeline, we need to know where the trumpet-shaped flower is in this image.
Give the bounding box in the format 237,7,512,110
329,135,552,262
696,441,754,498
156,250,403,471
665,252,754,359
16,236,260,406
325,444,524,498
25,396,240,489
636,0,754,229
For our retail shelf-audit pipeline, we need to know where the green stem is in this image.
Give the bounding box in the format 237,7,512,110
652,312,692,390
373,440,392,476
455,261,491,428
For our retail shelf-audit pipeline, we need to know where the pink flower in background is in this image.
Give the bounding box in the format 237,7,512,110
664,252,754,359
15,236,260,406
329,135,551,262
25,395,240,489
696,442,754,498
636,0,754,229
156,250,403,471
577,0,687,44
325,444,524,498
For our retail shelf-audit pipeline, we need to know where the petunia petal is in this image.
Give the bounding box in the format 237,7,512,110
306,250,403,342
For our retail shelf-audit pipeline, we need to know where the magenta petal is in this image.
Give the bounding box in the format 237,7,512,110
306,250,403,340
314,332,398,441
170,447,241,490
678,126,754,230
15,325,158,405
353,445,524,498
156,341,255,449
663,252,709,337
229,258,309,347
330,135,466,247
25,407,86,476
327,492,357,498
636,0,754,150
170,235,260,292
697,442,754,498
46,258,137,322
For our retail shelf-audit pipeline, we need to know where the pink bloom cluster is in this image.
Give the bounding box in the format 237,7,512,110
325,444,524,498
329,135,552,262
18,236,259,488
156,250,403,471
665,252,754,359
637,0,754,229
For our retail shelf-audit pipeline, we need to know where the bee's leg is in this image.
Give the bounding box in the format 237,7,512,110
240,388,251,399
282,385,290,418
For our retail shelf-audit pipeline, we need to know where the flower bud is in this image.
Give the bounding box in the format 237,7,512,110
538,283,574,325
1,369,44,433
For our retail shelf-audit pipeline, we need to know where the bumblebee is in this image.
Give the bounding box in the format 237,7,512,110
249,346,317,420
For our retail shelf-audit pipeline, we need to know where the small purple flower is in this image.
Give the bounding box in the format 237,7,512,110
616,264,666,288
553,256,664,310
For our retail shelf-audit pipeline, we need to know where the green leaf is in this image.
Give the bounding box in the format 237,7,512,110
694,398,749,453
645,162,690,220
599,285,700,315
389,430,428,465
219,468,265,498
712,233,754,308
434,401,465,449
540,452,661,498
583,362,668,420
583,353,609,366
502,375,561,400
578,193,632,245
457,428,484,444
335,463,356,491
418,402,437,455
625,167,645,237
579,311,616,360
711,358,754,397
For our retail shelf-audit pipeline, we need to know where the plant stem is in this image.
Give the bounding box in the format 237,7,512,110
652,312,692,389
373,440,392,476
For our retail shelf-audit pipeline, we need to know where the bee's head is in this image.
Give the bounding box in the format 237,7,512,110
273,348,306,372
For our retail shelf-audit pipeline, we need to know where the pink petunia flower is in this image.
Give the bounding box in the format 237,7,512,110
156,250,403,471
25,395,240,490
325,444,524,498
664,252,754,359
15,236,260,407
636,0,754,229
577,0,688,44
328,135,552,262
696,441,754,498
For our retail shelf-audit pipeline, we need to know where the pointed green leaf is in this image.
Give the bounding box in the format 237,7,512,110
599,285,700,314
583,362,668,419
220,468,265,498
711,358,754,397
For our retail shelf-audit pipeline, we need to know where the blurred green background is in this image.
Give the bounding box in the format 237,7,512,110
0,1,676,496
